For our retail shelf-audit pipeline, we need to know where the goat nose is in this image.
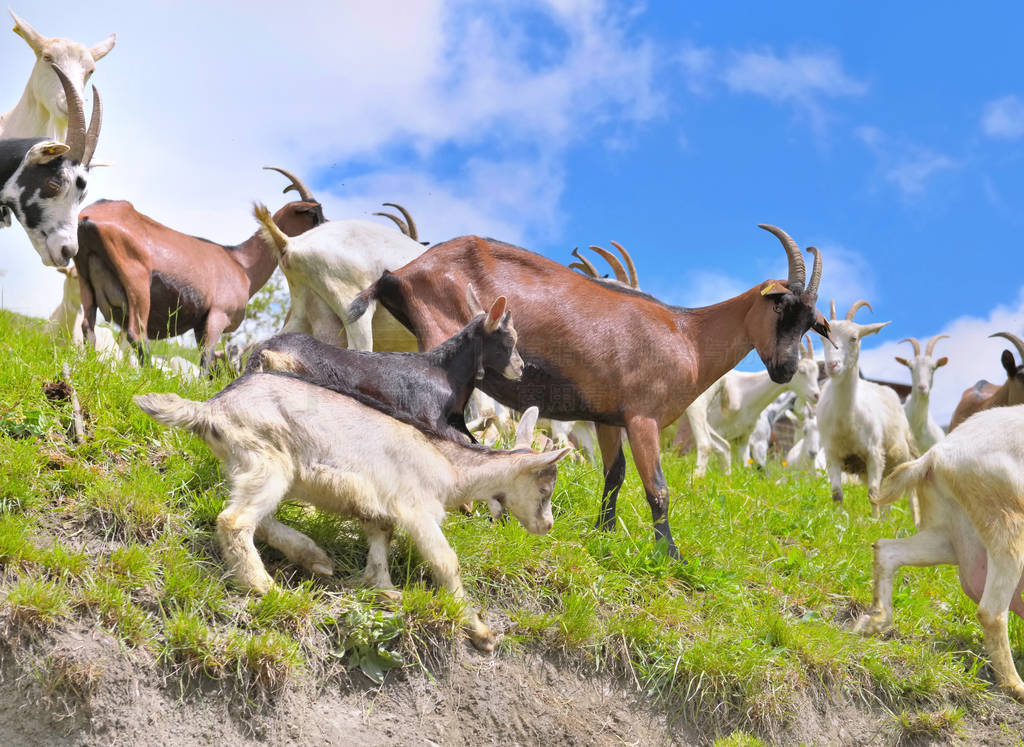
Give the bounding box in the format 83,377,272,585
60,244,77,260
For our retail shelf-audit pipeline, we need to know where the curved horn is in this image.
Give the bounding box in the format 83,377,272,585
81,85,102,168
262,166,316,203
568,261,595,277
50,64,87,163
990,332,1024,364
805,246,822,295
758,223,806,290
382,203,418,241
588,245,628,284
898,337,922,357
373,211,409,236
926,333,949,357
609,240,638,288
803,335,815,360
829,299,836,320
846,300,873,321
571,247,599,278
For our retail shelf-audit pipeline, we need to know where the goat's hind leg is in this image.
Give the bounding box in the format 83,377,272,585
854,529,955,635
255,516,334,578
976,549,1024,700
359,520,396,593
217,470,291,593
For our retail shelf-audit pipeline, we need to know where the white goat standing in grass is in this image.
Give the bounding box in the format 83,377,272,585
136,378,568,652
894,334,949,453
1,11,115,140
686,336,820,477
785,401,826,472
817,300,918,520
855,405,1024,701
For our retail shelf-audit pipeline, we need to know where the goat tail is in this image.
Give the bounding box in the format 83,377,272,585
877,453,931,507
252,202,289,260
134,393,212,436
348,280,380,324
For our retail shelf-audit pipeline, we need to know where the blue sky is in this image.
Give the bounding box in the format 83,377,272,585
1,1,1022,422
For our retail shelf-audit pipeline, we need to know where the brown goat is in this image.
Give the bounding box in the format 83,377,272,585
349,226,831,556
948,332,1024,431
74,167,324,367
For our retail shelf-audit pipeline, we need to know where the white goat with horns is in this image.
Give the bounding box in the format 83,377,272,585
894,334,949,453
817,300,919,520
1,11,115,140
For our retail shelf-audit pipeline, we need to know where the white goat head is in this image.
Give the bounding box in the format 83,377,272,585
894,335,949,397
822,300,891,378
792,335,822,404
6,10,115,141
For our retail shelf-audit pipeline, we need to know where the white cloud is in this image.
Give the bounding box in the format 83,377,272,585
678,45,866,133
859,288,1024,425
0,1,659,319
856,125,957,197
981,95,1024,139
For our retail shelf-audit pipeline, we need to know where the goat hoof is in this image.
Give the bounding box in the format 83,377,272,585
311,562,334,577
375,588,402,604
1002,682,1024,702
852,613,887,636
469,627,496,653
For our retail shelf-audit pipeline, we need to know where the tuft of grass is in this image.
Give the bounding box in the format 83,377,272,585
714,732,769,747
247,583,319,631
228,629,303,691
0,514,40,566
78,577,156,646
99,543,157,589
161,609,224,677
5,576,72,629
158,544,227,615
889,706,965,744
38,542,89,579
40,651,104,703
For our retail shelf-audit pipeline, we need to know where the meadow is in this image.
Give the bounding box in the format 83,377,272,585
1,308,1022,744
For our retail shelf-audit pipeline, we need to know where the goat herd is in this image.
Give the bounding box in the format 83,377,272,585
4,12,1024,701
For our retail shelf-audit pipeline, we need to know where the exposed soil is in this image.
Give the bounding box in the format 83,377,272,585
1,626,1022,746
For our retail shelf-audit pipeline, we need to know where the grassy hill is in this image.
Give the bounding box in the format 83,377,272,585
0,308,1021,744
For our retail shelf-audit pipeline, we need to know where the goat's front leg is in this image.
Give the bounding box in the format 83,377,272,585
853,530,955,635
198,309,231,372
865,450,886,519
397,510,493,651
359,520,395,589
595,424,625,531
826,452,843,504
217,470,291,593
626,414,679,559
977,549,1024,700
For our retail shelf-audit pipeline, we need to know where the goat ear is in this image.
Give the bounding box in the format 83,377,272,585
25,141,69,165
530,447,572,468
464,283,485,316
811,311,837,348
935,356,949,368
10,11,44,54
514,405,539,448
484,296,507,333
1002,350,1018,378
759,280,789,297
894,356,909,368
90,33,116,61
857,320,891,338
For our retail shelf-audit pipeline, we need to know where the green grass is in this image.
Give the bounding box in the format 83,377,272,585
0,308,1017,737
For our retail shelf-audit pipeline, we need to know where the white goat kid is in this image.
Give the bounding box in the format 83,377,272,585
254,211,423,351
688,337,820,476
1,11,115,140
817,300,918,520
894,334,949,453
48,266,125,361
855,405,1024,701
785,401,826,472
135,375,569,652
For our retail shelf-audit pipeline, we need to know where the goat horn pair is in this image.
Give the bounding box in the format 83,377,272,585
588,245,629,284
50,64,101,167
373,203,419,241
803,335,815,359
263,166,317,203
571,247,599,277
846,300,873,321
990,331,1024,363
900,334,949,358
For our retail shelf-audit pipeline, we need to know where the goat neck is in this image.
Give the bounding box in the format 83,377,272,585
425,315,487,412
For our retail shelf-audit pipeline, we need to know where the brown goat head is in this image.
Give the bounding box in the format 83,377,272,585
746,229,831,384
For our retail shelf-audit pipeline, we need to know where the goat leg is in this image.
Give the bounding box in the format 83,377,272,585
595,425,625,531
626,415,680,559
